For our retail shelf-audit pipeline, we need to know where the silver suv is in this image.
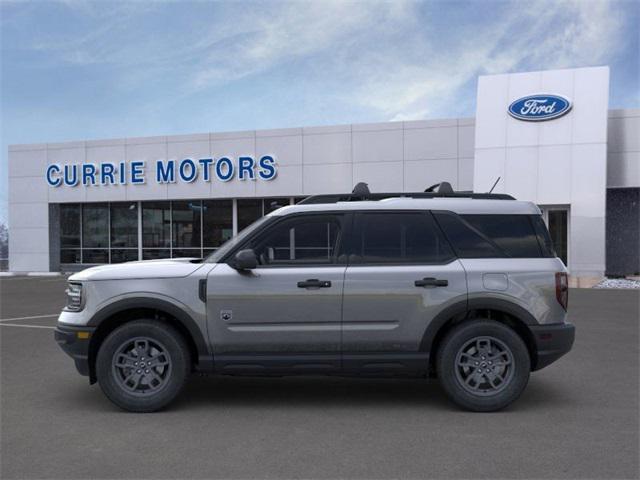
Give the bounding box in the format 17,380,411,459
54,183,575,412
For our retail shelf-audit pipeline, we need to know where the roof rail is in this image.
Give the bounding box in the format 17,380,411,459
424,181,454,194
297,182,515,204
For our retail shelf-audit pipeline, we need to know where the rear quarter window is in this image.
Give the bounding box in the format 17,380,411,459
434,213,554,258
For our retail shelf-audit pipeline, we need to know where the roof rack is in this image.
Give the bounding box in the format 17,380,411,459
297,182,515,204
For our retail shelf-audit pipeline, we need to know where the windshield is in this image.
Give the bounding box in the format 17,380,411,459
204,216,271,263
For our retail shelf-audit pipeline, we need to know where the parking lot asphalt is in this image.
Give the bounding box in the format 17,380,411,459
1,277,638,479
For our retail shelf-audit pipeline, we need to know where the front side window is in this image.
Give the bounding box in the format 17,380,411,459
248,215,342,266
351,212,454,264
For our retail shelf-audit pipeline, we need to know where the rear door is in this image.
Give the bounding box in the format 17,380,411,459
341,211,467,374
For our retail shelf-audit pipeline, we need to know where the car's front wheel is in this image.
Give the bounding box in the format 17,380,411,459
437,320,530,412
96,320,190,412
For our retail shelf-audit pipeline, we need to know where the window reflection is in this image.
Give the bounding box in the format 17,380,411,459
143,202,171,248
82,204,109,248
172,201,201,251
203,200,232,249
237,199,263,232
111,203,138,248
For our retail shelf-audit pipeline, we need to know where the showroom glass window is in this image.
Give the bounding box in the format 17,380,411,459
264,197,290,214
82,203,109,263
237,199,263,232
172,201,202,258
238,198,291,232
57,197,301,265
202,200,232,257
142,202,171,260
110,203,138,263
60,204,81,263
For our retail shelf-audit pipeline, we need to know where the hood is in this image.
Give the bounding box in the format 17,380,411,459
69,258,206,281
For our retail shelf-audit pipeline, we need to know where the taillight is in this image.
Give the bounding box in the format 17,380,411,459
555,272,568,310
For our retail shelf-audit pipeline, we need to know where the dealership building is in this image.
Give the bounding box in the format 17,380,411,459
7,66,640,284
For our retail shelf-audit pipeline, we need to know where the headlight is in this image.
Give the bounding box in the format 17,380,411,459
65,283,83,311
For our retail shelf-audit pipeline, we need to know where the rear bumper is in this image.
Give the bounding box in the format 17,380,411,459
530,322,575,371
54,324,95,377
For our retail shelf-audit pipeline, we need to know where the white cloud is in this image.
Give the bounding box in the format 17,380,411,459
189,1,415,90
9,0,629,121
349,0,626,121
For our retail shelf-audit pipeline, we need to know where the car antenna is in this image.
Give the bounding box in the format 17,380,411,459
488,176,501,194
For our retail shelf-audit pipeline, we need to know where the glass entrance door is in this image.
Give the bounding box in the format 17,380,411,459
540,207,569,267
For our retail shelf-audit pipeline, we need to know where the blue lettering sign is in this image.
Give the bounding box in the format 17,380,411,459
258,156,277,180
215,157,234,182
101,163,116,185
64,164,78,186
199,158,213,182
238,156,255,180
156,160,175,183
130,161,145,184
46,164,61,187
179,159,197,183
46,155,278,187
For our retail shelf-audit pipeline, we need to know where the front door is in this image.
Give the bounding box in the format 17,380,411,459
341,211,468,374
207,213,348,374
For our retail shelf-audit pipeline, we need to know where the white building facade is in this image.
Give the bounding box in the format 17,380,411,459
8,66,640,283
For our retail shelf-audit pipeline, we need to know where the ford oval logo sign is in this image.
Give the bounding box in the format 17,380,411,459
508,94,572,121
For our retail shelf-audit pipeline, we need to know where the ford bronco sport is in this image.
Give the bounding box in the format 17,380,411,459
54,183,575,412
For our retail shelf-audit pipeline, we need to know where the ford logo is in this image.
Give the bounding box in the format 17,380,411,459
508,94,572,121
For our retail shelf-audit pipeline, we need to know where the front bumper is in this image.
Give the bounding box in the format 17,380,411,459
530,322,575,371
54,324,96,377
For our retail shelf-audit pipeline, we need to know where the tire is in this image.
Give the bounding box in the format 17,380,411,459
436,320,530,412
96,320,190,412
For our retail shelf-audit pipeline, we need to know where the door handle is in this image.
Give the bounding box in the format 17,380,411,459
297,279,332,289
414,277,448,288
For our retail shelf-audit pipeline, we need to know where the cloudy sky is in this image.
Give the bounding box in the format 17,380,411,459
1,0,638,224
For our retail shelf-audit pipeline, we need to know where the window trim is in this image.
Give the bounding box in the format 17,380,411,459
346,210,457,267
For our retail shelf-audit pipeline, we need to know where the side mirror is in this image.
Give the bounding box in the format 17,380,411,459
233,249,258,270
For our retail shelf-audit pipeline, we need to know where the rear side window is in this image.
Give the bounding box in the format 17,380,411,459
530,215,557,257
433,213,503,258
434,212,554,258
462,215,544,258
351,212,454,264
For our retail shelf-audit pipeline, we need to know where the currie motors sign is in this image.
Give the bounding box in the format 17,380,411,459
508,94,572,121
46,155,277,187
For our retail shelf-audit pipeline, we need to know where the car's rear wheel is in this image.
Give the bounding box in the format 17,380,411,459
437,320,530,412
96,320,190,412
